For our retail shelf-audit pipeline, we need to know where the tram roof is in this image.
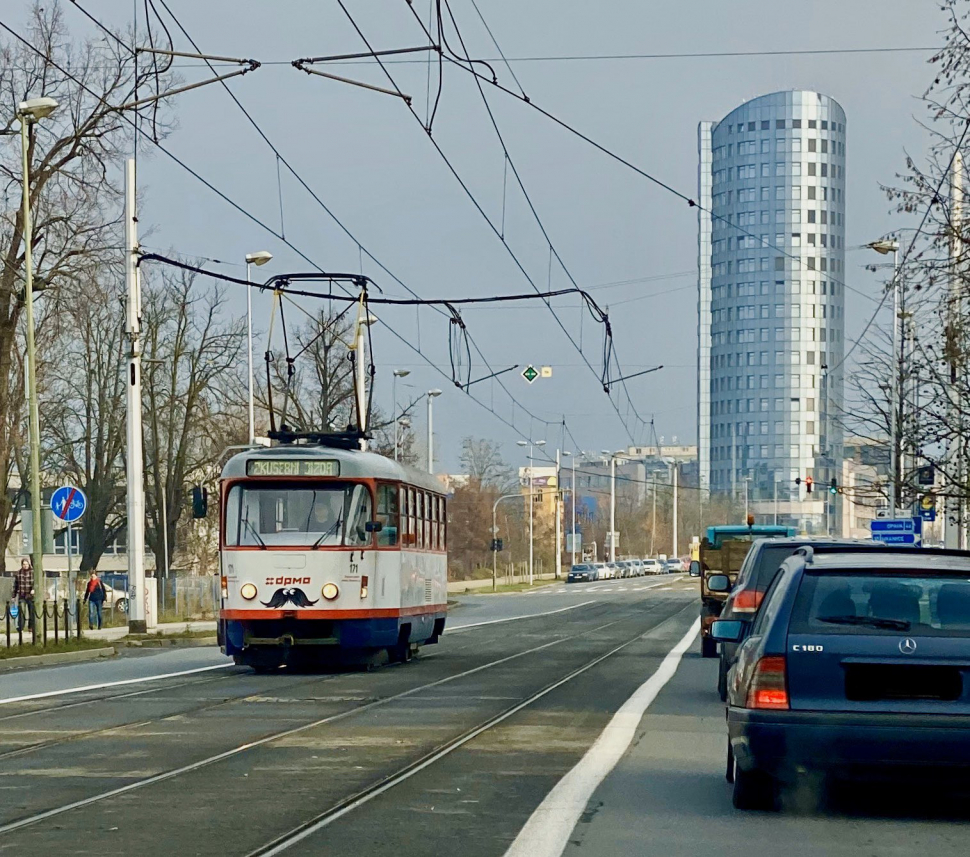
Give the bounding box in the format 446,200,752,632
221,444,445,492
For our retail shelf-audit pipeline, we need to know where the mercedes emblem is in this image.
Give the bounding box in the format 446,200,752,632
899,638,918,655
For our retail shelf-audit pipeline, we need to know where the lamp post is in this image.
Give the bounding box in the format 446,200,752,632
244,251,272,445
517,439,545,585
392,369,410,461
426,389,442,473
17,97,58,601
868,238,900,513
602,450,623,563
562,451,576,567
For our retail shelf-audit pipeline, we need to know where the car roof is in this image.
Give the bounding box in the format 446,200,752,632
752,536,875,549
795,547,970,573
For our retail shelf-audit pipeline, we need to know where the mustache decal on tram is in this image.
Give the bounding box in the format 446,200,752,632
260,587,319,608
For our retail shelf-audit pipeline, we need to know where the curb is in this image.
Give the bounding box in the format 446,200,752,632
119,636,218,649
0,646,116,671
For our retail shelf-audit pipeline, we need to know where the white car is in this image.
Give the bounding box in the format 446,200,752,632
641,558,663,575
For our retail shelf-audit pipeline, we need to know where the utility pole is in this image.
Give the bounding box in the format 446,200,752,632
609,455,617,562
651,481,657,556
555,448,562,580
946,151,966,549
125,158,148,634
354,307,370,451
672,462,679,558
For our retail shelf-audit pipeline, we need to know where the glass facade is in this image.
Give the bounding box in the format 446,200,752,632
697,91,845,527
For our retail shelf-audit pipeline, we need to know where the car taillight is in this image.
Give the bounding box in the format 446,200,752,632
732,588,764,613
745,656,789,710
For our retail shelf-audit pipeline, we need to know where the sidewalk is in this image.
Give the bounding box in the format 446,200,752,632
86,620,217,642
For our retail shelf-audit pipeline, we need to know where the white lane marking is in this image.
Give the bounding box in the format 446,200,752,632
252,617,672,856
503,618,700,857
0,616,629,836
0,663,233,707
449,601,597,632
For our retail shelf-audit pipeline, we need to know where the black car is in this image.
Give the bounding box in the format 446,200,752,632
713,546,970,810
716,538,877,700
566,564,595,584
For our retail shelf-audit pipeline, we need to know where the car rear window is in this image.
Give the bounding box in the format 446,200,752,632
749,545,803,590
790,572,970,637
572,565,590,571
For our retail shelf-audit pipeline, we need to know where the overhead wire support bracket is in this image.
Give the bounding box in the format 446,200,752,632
463,364,518,390
292,49,437,106
604,365,664,387
118,48,260,111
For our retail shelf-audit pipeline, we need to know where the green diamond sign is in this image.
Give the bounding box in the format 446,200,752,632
522,365,538,384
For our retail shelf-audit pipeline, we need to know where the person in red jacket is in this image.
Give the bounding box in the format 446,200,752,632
83,570,107,630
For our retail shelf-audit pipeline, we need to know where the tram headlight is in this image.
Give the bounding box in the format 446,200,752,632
322,582,339,601
240,583,258,601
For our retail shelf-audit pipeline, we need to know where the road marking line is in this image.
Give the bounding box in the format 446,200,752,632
0,614,635,836
0,663,233,706
449,601,597,632
503,618,700,857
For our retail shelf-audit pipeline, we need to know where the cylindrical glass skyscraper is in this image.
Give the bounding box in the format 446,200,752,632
697,91,846,531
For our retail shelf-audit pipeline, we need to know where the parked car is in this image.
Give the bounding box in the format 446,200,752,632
641,558,661,575
567,564,596,584
713,546,970,810
627,559,645,577
593,563,610,580
716,538,878,700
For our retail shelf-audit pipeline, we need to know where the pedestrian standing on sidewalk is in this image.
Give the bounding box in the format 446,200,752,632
83,570,107,630
12,558,34,632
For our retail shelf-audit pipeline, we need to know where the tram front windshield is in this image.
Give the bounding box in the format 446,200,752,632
224,482,372,548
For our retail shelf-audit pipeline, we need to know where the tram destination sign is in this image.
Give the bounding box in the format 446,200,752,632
247,459,340,477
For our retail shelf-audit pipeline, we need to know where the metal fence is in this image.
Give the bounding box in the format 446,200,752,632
161,575,220,619
1,598,82,648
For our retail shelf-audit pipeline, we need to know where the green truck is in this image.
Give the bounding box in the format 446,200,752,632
690,523,795,658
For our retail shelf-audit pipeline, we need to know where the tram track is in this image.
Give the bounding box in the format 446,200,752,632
244,603,696,857
0,598,661,836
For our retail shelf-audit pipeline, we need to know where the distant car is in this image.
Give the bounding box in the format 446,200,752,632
627,559,645,577
567,564,595,584
715,546,970,810
607,562,623,579
641,558,662,575
593,563,610,580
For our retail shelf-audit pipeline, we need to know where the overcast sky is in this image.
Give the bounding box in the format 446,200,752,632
11,0,946,470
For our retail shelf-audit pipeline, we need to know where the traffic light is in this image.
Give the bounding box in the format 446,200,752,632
805,476,813,494
191,485,208,519
829,478,838,495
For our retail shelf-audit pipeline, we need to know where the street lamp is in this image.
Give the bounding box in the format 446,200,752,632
426,389,442,473
562,451,577,568
517,439,545,585
602,450,624,562
244,251,273,445
868,237,900,512
17,96,58,603
392,369,410,461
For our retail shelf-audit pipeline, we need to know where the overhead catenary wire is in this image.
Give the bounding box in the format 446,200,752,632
0,15,568,452
61,1,572,437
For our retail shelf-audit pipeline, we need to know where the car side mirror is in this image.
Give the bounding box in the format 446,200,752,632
365,520,384,533
191,485,208,519
689,560,701,576
707,573,731,592
711,619,747,643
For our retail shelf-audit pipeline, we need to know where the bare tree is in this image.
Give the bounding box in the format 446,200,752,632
142,267,244,570
0,5,170,568
43,264,127,569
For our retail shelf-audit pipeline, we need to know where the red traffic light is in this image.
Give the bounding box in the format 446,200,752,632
805,476,813,493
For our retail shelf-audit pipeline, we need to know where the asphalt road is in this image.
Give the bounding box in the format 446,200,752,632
0,576,965,856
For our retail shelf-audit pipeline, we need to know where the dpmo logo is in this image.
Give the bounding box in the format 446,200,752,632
265,576,311,586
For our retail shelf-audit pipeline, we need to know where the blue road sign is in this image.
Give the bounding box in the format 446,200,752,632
872,533,919,545
51,485,86,523
870,517,921,534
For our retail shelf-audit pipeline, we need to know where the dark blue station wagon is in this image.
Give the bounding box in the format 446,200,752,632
714,547,970,809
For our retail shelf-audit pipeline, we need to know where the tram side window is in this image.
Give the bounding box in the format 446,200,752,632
345,484,373,547
416,490,424,549
377,484,399,547
430,493,438,550
440,496,447,549
407,487,416,547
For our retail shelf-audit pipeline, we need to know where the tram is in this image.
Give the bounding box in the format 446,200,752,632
215,443,448,671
